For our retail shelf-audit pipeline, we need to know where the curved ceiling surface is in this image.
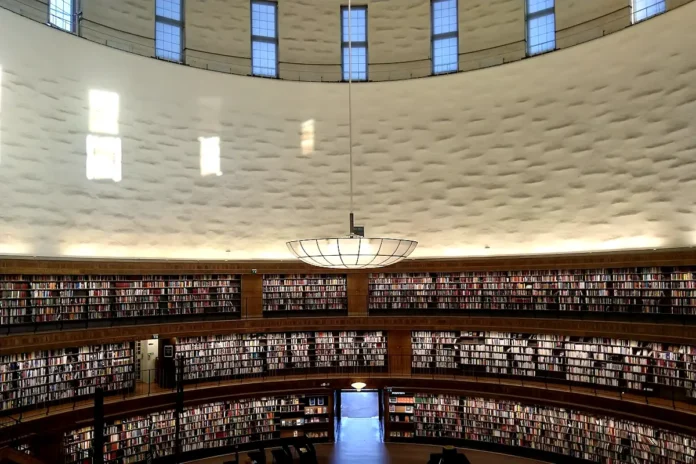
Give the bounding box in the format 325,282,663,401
0,6,695,260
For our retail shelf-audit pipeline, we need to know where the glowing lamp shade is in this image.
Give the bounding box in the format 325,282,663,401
351,382,367,392
287,237,417,269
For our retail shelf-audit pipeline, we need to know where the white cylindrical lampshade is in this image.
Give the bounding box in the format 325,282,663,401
286,237,417,269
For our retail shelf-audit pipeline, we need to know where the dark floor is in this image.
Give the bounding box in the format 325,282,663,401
192,443,548,464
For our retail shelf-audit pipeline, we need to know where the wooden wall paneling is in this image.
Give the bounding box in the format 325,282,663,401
242,274,263,318
4,316,696,355
347,273,369,316
388,330,412,376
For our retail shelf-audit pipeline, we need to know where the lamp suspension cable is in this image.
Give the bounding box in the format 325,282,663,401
284,0,418,269
348,0,354,233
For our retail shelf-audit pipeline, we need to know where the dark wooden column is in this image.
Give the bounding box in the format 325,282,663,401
94,388,104,464
242,274,263,318
347,273,369,316
388,330,412,376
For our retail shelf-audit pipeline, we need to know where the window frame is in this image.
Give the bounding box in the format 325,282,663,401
155,0,185,63
431,0,459,75
631,0,666,23
340,5,368,82
525,0,556,57
48,0,77,33
250,0,279,78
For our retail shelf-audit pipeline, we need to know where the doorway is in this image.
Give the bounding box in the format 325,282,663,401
341,390,379,418
138,339,159,384
333,390,386,463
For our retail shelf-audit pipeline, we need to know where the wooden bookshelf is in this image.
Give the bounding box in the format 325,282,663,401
177,334,265,380
64,415,150,464
175,331,387,381
0,342,135,412
150,409,176,458
0,274,241,326
411,331,696,400
385,391,696,463
370,267,696,315
263,274,347,313
63,395,331,463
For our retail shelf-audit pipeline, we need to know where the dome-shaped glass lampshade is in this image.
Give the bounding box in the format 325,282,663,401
286,237,417,269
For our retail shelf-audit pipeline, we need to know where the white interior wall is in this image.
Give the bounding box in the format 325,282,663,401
0,5,695,260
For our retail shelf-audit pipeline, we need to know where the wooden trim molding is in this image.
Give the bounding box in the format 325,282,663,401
2,247,696,275
3,316,696,354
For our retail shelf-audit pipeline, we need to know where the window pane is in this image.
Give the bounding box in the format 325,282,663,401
342,46,367,81
342,8,367,42
252,2,277,38
433,37,458,74
253,41,277,77
432,0,457,35
633,0,665,22
49,0,73,31
527,0,554,15
527,12,555,55
156,22,182,62
156,0,182,21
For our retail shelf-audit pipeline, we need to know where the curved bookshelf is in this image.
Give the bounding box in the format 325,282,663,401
411,330,696,402
386,391,696,464
370,267,696,317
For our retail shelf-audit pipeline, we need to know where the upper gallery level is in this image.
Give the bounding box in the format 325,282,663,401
0,2,695,261
0,0,692,81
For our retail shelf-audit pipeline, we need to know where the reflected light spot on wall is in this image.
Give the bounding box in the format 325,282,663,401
89,90,119,135
87,89,121,182
86,135,122,182
301,119,314,155
199,136,222,177
0,242,32,255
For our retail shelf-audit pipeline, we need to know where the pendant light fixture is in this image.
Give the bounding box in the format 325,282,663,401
286,0,417,269
351,381,367,392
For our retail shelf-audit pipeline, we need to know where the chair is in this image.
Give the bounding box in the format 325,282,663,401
271,448,293,464
248,449,267,464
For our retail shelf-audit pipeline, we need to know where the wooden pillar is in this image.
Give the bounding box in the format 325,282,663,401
242,274,263,319
328,391,336,441
93,388,104,464
335,389,342,421
383,389,392,440
347,273,369,317
158,338,176,389
388,330,412,376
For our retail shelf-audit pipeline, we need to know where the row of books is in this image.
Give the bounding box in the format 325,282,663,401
386,392,696,463
176,332,387,380
263,274,347,312
63,394,330,464
411,331,696,398
1,275,241,325
0,343,135,412
369,269,696,314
